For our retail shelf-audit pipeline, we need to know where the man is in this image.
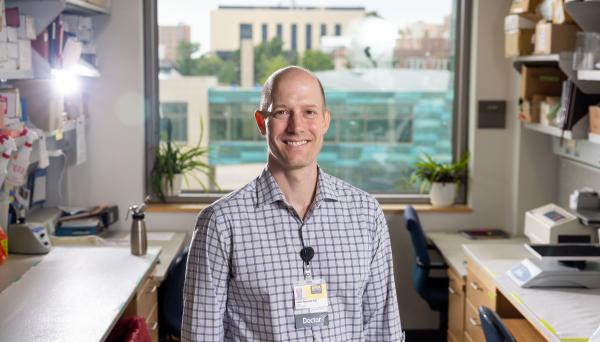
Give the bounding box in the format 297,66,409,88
182,66,403,341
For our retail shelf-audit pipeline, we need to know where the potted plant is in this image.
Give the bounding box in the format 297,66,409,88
151,119,218,200
412,153,469,207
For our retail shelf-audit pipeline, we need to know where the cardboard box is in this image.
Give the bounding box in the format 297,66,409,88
520,94,545,122
552,0,573,24
534,22,578,54
520,66,565,100
505,29,534,57
590,105,600,134
510,0,543,14
505,14,536,32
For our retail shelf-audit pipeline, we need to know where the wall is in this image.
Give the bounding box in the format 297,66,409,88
68,0,521,330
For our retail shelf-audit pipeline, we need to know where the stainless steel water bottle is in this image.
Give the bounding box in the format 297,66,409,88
127,203,147,256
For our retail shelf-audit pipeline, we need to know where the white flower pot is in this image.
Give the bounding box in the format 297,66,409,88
162,173,183,197
430,182,457,207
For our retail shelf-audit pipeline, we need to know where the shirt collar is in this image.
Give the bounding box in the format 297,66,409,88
256,166,340,208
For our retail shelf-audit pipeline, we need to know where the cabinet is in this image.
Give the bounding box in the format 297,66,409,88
123,275,160,342
461,259,545,342
447,266,465,342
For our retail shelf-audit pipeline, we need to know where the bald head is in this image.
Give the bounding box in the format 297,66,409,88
258,66,326,113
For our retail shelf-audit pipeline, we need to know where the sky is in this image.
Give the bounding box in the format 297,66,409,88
158,0,452,53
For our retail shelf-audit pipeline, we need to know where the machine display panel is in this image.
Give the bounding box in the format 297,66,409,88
543,210,566,222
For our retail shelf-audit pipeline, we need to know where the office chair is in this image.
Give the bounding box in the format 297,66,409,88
403,205,449,340
158,247,189,341
478,306,516,342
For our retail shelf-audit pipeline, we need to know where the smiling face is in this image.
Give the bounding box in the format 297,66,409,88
255,67,330,173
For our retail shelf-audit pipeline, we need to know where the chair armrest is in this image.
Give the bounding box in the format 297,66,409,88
416,257,448,270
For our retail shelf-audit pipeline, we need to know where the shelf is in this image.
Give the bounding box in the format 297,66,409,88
566,0,600,33
590,132,600,144
512,54,560,72
558,52,600,94
524,123,576,139
64,0,110,14
0,69,34,81
578,70,600,81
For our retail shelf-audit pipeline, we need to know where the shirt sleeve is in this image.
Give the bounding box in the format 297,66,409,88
362,206,404,341
181,208,231,342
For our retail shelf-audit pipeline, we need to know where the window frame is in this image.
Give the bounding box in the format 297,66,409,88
144,0,472,204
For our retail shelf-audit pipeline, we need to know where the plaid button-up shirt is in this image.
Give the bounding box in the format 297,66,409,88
182,167,403,341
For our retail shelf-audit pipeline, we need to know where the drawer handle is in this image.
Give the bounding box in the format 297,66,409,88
448,287,456,295
469,317,479,327
469,281,480,291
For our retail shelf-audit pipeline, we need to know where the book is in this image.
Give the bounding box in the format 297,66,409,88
459,229,510,240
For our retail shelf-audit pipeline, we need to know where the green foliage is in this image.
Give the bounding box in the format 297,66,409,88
218,59,239,85
196,54,224,76
151,119,219,200
254,38,299,85
300,50,334,71
175,41,200,76
412,153,469,192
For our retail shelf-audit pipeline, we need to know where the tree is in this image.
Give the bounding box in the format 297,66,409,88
257,56,289,84
175,41,201,75
197,55,224,76
299,50,334,71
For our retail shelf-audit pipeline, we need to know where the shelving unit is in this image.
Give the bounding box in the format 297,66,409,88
512,54,559,72
4,0,106,80
524,123,574,139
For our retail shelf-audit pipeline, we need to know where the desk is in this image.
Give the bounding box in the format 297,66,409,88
429,232,600,342
0,232,188,342
464,244,600,342
428,233,528,342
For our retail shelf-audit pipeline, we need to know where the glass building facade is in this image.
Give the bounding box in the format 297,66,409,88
207,82,452,193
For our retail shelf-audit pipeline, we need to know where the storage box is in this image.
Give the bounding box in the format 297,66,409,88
534,22,578,54
590,105,600,134
520,66,565,100
510,0,543,14
505,29,534,57
505,14,536,32
520,95,545,122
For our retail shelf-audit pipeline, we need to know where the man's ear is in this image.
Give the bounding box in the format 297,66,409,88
255,110,267,136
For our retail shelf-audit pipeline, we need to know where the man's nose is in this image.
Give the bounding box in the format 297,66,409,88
286,112,304,133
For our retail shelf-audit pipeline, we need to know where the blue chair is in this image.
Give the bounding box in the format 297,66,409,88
158,248,188,341
404,205,449,340
478,306,516,342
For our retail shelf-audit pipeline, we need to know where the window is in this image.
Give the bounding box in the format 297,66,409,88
334,23,341,36
306,24,312,50
240,23,252,39
261,23,268,43
291,23,297,51
160,102,188,143
149,2,471,202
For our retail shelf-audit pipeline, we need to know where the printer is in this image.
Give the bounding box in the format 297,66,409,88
507,203,600,288
524,203,597,244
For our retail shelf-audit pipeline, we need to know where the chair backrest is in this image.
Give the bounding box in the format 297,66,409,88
403,205,431,299
478,306,516,342
158,248,189,338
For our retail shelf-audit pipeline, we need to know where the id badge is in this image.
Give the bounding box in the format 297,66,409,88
293,278,329,329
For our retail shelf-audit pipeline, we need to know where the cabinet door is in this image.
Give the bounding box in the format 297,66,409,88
447,267,464,342
465,299,486,342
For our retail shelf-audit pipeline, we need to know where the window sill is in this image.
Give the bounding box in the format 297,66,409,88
146,203,472,214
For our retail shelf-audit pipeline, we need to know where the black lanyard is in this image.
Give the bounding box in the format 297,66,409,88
299,222,315,279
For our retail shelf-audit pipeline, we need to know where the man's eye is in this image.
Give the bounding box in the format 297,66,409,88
273,110,289,118
306,110,317,116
